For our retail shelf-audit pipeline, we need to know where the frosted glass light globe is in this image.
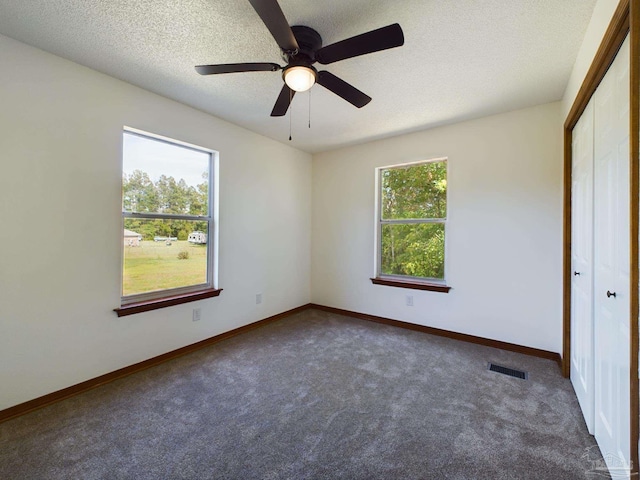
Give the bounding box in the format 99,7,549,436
284,66,316,92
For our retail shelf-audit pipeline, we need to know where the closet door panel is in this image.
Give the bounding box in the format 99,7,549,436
570,99,595,433
593,35,630,477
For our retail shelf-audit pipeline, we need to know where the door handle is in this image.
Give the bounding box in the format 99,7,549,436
606,290,616,298
573,271,581,276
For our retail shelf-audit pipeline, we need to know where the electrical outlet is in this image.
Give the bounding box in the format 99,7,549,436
192,308,201,322
406,295,413,307
256,293,262,305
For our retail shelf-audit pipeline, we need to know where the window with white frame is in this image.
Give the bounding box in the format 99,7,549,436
120,129,216,305
376,158,447,282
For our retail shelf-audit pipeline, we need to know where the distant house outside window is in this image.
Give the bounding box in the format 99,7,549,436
121,129,216,304
376,158,447,282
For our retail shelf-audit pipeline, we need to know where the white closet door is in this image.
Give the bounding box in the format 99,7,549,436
593,36,630,478
571,98,595,434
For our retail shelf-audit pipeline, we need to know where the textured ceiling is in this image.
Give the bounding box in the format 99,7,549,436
0,0,596,153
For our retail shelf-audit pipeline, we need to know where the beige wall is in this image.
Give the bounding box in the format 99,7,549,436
311,102,563,353
0,34,312,410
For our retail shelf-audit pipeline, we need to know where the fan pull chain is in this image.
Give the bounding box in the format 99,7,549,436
308,89,311,128
289,88,293,141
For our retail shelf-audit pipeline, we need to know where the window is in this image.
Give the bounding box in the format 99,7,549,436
373,158,450,292
116,129,220,316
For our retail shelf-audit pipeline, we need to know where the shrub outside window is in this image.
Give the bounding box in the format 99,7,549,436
121,129,216,304
377,158,447,282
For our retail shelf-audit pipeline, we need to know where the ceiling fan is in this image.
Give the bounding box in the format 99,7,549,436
195,0,404,117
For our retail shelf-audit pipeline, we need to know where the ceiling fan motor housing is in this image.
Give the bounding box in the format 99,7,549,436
289,25,323,65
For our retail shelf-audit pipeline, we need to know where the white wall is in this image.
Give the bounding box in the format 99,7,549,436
311,102,563,353
562,0,620,118
0,34,312,410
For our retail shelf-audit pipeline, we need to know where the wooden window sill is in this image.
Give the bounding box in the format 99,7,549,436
370,277,451,293
114,288,223,317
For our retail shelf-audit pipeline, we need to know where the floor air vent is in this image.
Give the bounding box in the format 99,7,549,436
487,363,528,380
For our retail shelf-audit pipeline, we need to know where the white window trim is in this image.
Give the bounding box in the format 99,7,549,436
374,157,449,284
120,127,219,306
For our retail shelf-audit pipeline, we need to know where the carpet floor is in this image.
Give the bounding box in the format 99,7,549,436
0,309,610,479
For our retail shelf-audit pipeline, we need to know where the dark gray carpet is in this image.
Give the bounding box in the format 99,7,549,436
0,309,609,479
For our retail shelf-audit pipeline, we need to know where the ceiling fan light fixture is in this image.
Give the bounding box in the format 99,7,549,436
284,65,316,92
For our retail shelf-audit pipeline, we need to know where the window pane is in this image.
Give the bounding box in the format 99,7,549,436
123,132,209,215
381,161,446,220
123,218,208,296
381,223,445,279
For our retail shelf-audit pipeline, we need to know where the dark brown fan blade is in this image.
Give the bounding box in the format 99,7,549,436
316,23,404,65
248,0,299,52
271,84,296,116
316,71,371,108
195,63,281,75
